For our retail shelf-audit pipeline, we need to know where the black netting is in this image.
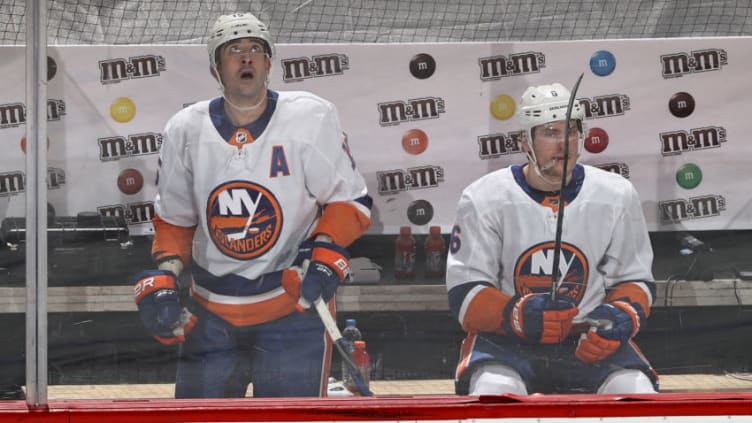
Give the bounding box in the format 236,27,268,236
2,0,752,45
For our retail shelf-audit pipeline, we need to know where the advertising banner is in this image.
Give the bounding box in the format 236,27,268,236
0,38,748,235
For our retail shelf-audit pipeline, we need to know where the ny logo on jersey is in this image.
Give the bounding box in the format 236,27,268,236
514,241,589,303
206,181,283,260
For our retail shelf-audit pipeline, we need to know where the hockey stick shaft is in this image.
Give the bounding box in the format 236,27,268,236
312,299,374,396
550,72,585,301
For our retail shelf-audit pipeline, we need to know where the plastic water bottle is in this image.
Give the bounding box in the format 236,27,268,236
341,319,362,391
349,340,371,394
424,225,446,278
394,226,416,280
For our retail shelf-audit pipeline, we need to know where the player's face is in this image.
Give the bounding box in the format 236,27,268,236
529,119,581,181
216,38,270,103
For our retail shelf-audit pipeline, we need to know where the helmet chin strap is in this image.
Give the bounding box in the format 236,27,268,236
525,147,565,189
223,87,267,112
213,64,270,112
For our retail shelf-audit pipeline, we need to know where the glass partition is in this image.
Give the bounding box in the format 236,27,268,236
1,0,752,408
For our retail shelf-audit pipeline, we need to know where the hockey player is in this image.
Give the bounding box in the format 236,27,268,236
446,83,658,395
132,12,372,398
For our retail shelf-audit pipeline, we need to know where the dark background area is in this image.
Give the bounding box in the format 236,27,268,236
0,229,752,397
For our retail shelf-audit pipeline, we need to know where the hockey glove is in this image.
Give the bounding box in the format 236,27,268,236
503,293,579,344
575,300,643,363
133,270,197,345
297,241,350,307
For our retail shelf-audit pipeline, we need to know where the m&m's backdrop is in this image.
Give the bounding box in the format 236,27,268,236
0,38,749,235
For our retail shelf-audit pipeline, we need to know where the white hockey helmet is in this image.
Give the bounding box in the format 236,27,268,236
517,82,585,147
207,12,275,67
517,83,586,183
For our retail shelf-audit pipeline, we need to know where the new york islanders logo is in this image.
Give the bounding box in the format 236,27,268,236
514,241,589,303
206,181,282,260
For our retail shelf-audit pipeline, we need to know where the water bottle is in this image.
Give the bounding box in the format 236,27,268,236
394,226,416,280
341,319,362,391
424,225,446,278
349,340,371,394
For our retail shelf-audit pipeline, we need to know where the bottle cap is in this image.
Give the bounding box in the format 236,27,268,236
346,318,356,327
429,226,441,235
354,340,366,349
399,226,411,236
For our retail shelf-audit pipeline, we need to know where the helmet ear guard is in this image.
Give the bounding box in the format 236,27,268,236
207,12,275,68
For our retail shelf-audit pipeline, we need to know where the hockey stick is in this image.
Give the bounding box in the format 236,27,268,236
311,298,374,396
227,194,262,241
550,72,585,301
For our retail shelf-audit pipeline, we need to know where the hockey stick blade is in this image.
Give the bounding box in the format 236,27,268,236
550,72,585,301
312,299,374,396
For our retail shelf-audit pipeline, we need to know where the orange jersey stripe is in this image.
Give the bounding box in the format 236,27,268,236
312,202,370,247
607,282,651,318
612,300,641,338
190,285,298,327
151,214,196,266
461,286,511,333
320,300,336,397
455,332,477,381
311,246,349,280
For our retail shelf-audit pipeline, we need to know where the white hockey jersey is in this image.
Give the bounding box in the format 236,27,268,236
446,163,654,324
155,90,370,282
